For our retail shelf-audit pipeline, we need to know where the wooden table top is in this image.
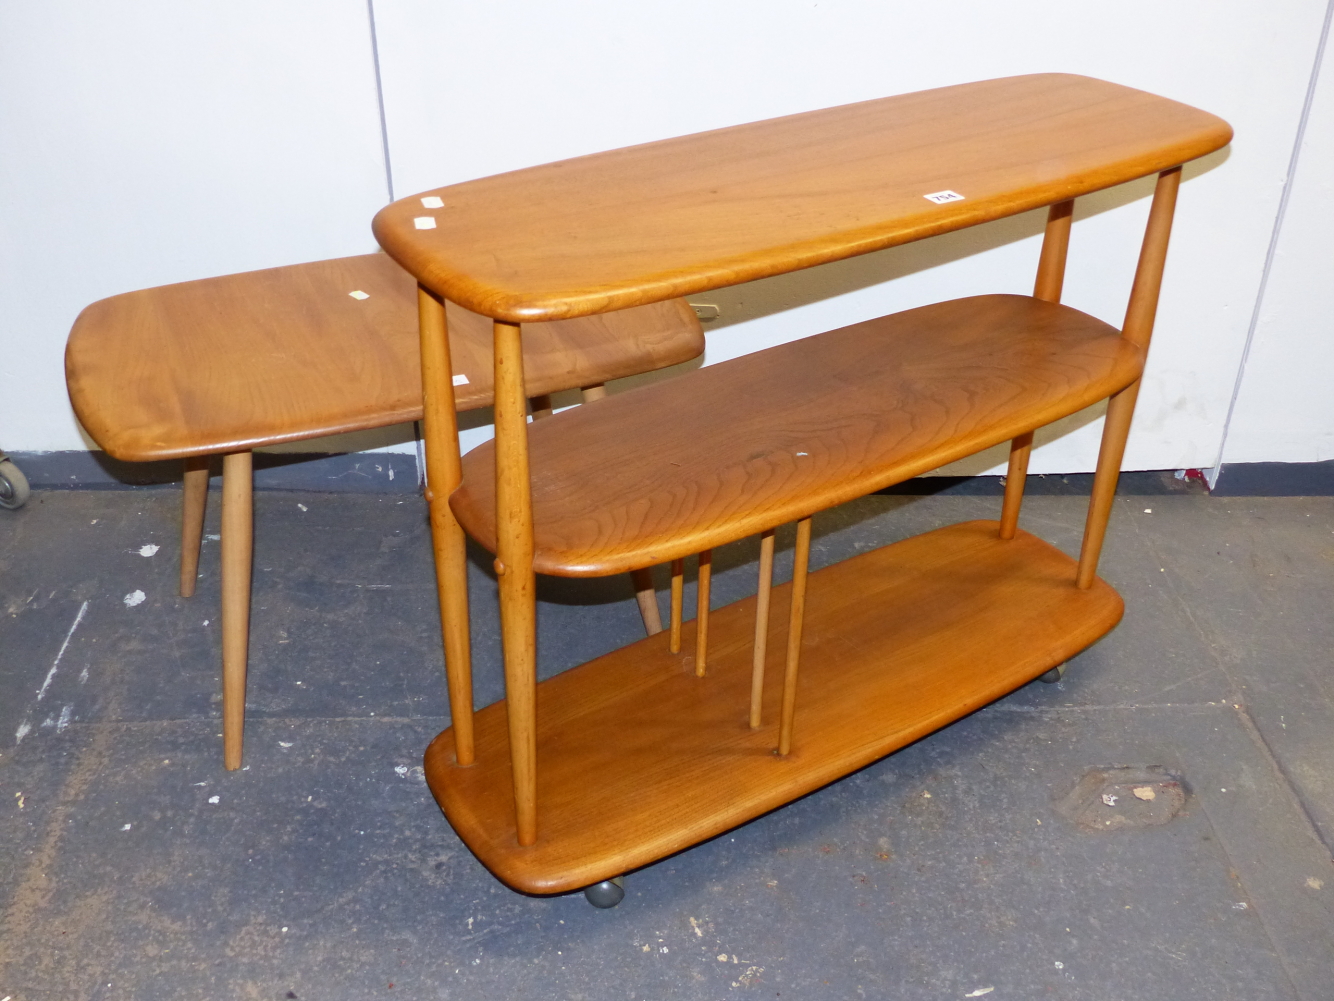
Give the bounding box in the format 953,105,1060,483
373,73,1231,323
66,255,702,462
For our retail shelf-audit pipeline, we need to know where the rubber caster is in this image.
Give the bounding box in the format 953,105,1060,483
583,876,625,908
0,458,30,510
1039,662,1067,684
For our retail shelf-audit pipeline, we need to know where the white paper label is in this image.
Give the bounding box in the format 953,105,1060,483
347,290,370,300
413,216,437,230
923,190,965,204
420,196,444,208
452,373,469,386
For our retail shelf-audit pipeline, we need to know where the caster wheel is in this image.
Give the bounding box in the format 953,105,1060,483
583,877,625,908
0,459,29,510
1039,662,1067,684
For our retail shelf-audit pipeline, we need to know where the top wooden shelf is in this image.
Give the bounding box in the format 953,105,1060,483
373,73,1230,323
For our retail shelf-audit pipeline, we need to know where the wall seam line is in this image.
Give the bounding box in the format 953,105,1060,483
366,0,395,204
1212,0,1334,480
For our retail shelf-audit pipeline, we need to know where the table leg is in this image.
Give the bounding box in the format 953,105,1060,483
1000,199,1074,539
494,318,539,846
778,518,812,755
749,528,776,728
180,456,208,597
221,450,252,771
694,550,713,677
1077,168,1181,589
419,287,474,765
669,559,685,653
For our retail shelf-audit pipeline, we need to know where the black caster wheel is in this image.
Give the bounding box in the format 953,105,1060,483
0,458,29,510
583,876,625,908
1038,662,1067,684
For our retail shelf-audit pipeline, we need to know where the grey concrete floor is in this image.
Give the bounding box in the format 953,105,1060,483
1,485,1332,1000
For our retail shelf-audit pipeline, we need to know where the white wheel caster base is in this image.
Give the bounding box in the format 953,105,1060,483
583,876,625,908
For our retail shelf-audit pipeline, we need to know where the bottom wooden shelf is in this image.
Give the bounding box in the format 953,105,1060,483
424,520,1123,894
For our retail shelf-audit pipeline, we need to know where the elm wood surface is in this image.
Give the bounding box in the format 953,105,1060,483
65,253,703,462
422,520,1124,895
451,294,1145,578
372,74,1230,323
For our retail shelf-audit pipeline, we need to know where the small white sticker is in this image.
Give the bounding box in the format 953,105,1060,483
348,290,369,300
414,216,437,230
420,196,444,208
452,373,469,386
123,590,146,608
923,190,965,204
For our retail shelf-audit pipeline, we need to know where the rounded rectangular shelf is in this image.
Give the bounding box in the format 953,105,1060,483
424,520,1124,895
451,294,1144,577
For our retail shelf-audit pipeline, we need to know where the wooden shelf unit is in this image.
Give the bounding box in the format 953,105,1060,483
373,73,1232,894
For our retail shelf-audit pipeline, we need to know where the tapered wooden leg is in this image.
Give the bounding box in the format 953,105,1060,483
529,394,554,420
1077,168,1181,589
749,529,776,729
999,200,1074,540
220,451,252,771
494,318,538,846
998,433,1033,541
631,568,663,636
669,559,685,653
419,287,474,765
694,550,712,677
180,456,208,597
778,518,812,755
580,383,608,402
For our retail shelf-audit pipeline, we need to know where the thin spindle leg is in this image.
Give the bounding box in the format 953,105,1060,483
493,318,539,846
669,559,685,653
694,550,713,677
749,529,776,728
999,199,1074,538
1077,168,1181,589
778,518,812,755
631,568,663,635
419,287,474,765
220,450,252,771
998,433,1033,541
180,456,208,597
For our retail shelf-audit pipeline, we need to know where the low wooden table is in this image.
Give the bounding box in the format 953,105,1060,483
373,73,1231,895
65,253,703,769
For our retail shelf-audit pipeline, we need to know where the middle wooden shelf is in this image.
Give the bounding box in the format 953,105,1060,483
450,293,1143,577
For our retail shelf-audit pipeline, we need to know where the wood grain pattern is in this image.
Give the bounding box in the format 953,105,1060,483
373,74,1230,323
452,295,1144,577
65,254,703,462
422,521,1124,894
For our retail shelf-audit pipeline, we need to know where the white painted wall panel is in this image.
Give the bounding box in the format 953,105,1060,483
1222,14,1334,465
0,2,391,451
374,0,1326,470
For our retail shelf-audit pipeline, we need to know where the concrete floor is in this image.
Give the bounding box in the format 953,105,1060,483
1,484,1331,1000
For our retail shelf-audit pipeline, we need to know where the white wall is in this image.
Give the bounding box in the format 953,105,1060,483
1222,9,1334,465
373,0,1329,472
0,1,392,452
3,1,1332,474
